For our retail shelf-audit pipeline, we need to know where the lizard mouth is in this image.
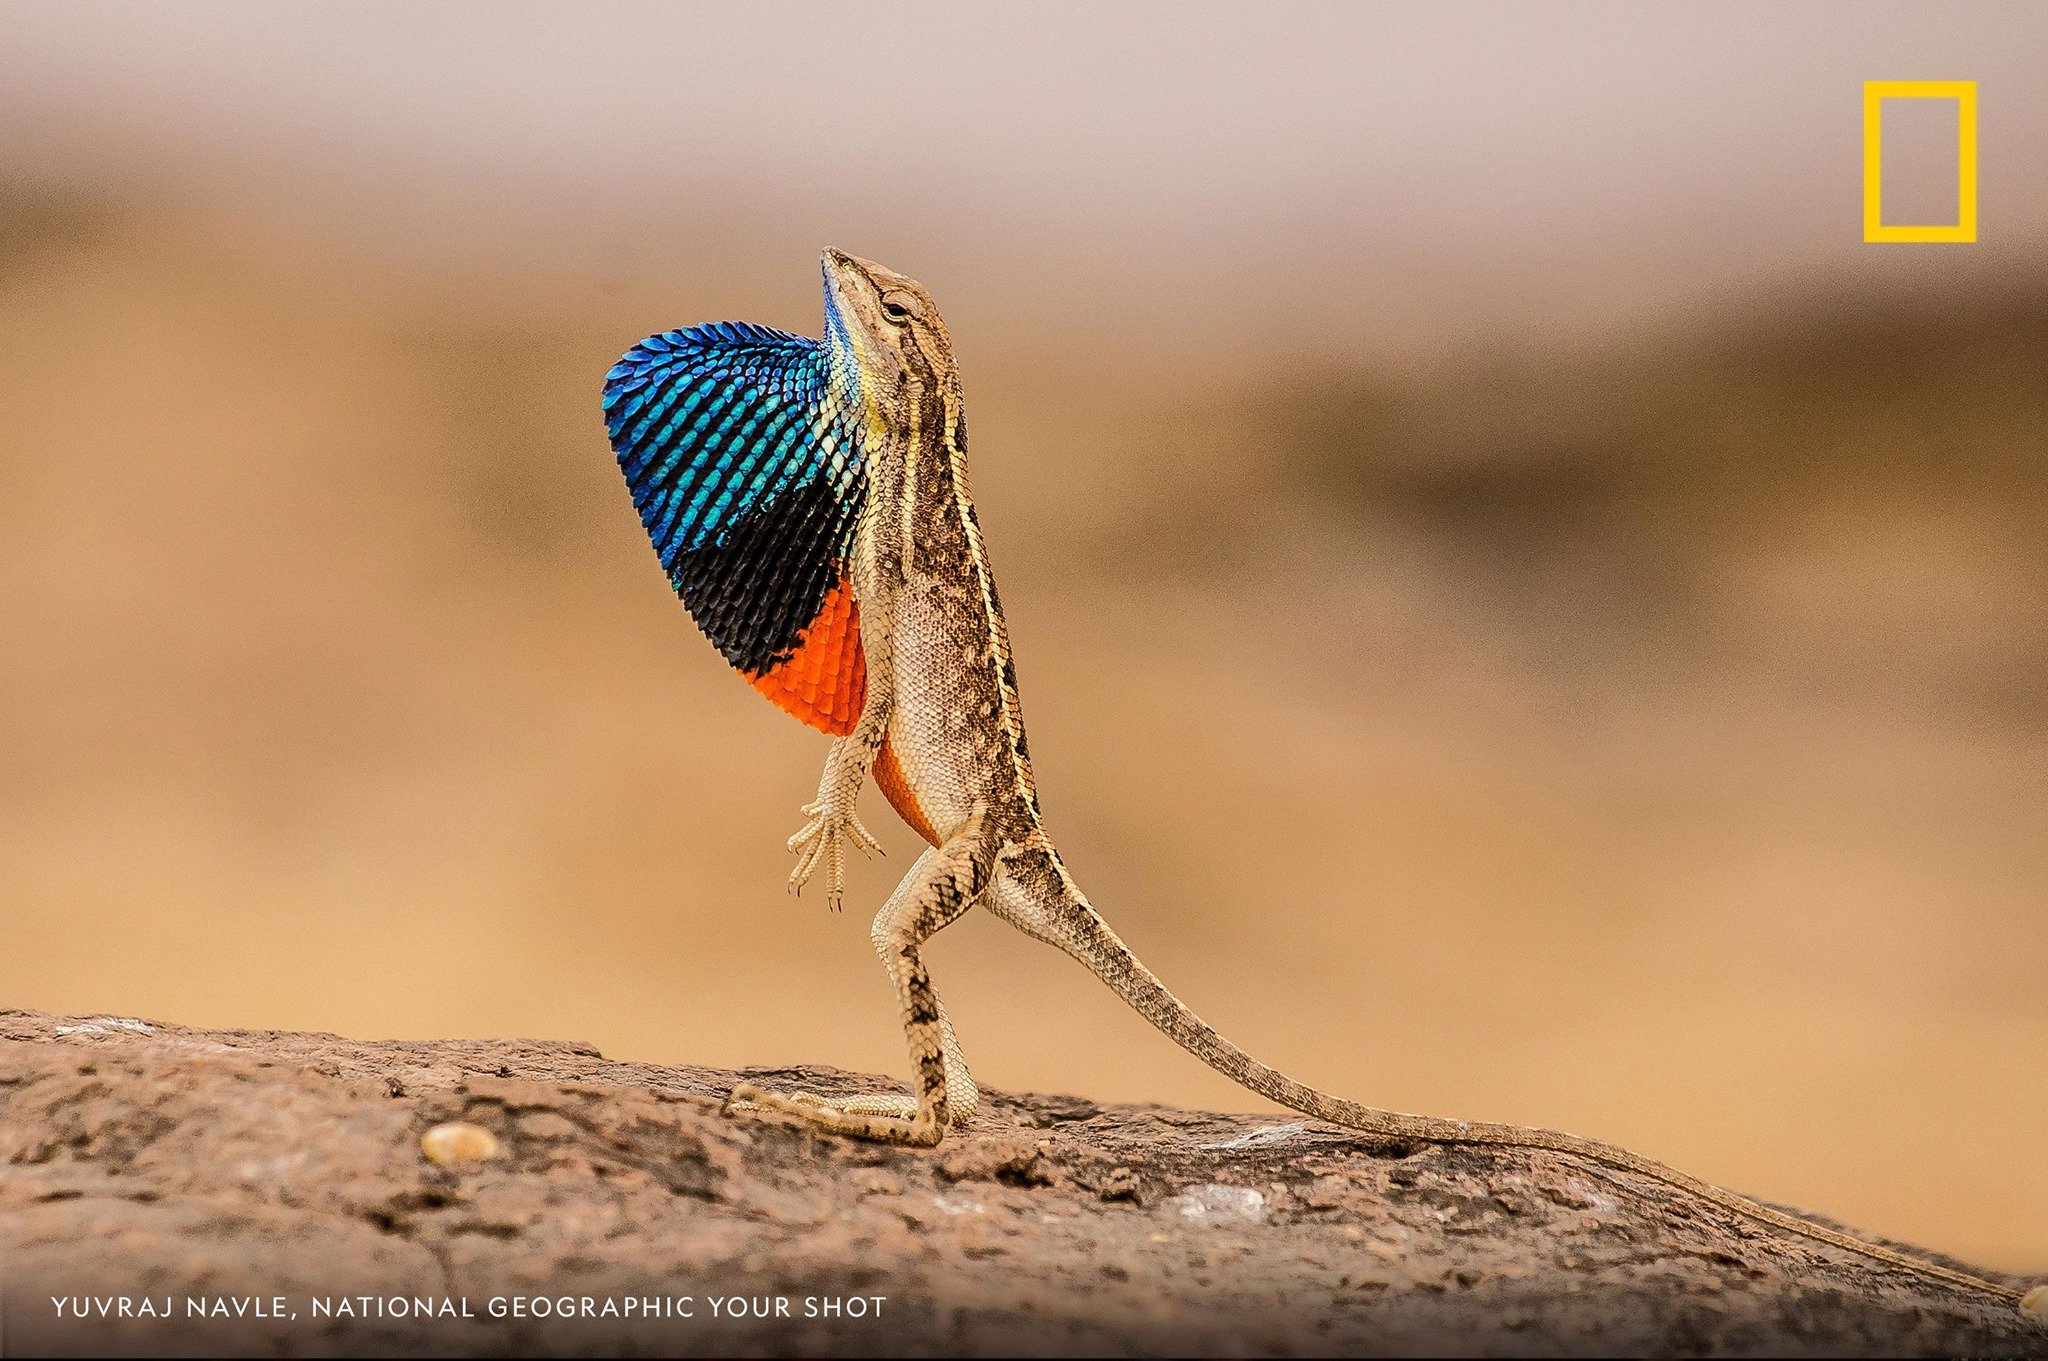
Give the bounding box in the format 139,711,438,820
821,248,879,325
824,248,918,305
822,247,879,293
823,247,880,277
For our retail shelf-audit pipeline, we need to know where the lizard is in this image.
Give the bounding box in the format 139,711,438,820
601,248,2042,1317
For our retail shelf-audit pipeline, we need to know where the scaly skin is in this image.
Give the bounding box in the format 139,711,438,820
696,250,2039,1317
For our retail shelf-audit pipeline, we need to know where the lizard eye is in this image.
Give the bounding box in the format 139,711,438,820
880,296,914,322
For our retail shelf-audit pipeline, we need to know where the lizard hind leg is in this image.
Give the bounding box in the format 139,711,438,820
726,809,997,1146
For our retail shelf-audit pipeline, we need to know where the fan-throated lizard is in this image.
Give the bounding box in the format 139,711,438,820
601,249,2040,1316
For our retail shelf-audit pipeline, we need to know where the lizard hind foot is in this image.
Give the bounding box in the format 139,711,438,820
722,1081,954,1145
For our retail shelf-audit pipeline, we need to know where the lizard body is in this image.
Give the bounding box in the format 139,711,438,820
602,250,2038,1315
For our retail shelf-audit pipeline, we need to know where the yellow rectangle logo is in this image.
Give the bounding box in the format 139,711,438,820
1863,80,1977,242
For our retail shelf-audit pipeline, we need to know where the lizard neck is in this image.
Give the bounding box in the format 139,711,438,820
866,376,1043,842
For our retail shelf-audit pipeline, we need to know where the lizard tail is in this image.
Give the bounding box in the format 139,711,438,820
1026,871,2032,1313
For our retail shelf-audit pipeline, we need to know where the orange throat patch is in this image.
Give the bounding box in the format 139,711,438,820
747,578,865,734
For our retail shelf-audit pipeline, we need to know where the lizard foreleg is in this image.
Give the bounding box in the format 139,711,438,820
787,726,885,910
788,591,897,910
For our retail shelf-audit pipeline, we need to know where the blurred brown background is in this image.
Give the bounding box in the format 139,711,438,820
2,3,2044,1271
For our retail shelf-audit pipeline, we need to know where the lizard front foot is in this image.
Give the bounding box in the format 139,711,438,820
786,800,881,910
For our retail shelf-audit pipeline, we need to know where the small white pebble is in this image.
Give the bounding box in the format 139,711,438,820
1164,1184,1269,1224
420,1121,500,1168
1200,1123,1306,1151
2021,1284,2048,1321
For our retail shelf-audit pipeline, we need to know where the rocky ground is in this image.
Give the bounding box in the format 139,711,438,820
0,1009,2039,1357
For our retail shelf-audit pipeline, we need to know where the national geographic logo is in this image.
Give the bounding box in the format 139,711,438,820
1863,80,1978,243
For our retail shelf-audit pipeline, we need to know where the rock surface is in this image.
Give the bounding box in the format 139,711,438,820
0,1009,2038,1357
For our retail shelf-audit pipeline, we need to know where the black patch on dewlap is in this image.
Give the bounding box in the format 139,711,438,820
674,471,849,677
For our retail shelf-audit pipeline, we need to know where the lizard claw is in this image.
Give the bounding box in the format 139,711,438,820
787,801,881,910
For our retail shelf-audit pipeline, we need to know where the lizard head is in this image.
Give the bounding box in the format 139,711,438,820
821,249,961,438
